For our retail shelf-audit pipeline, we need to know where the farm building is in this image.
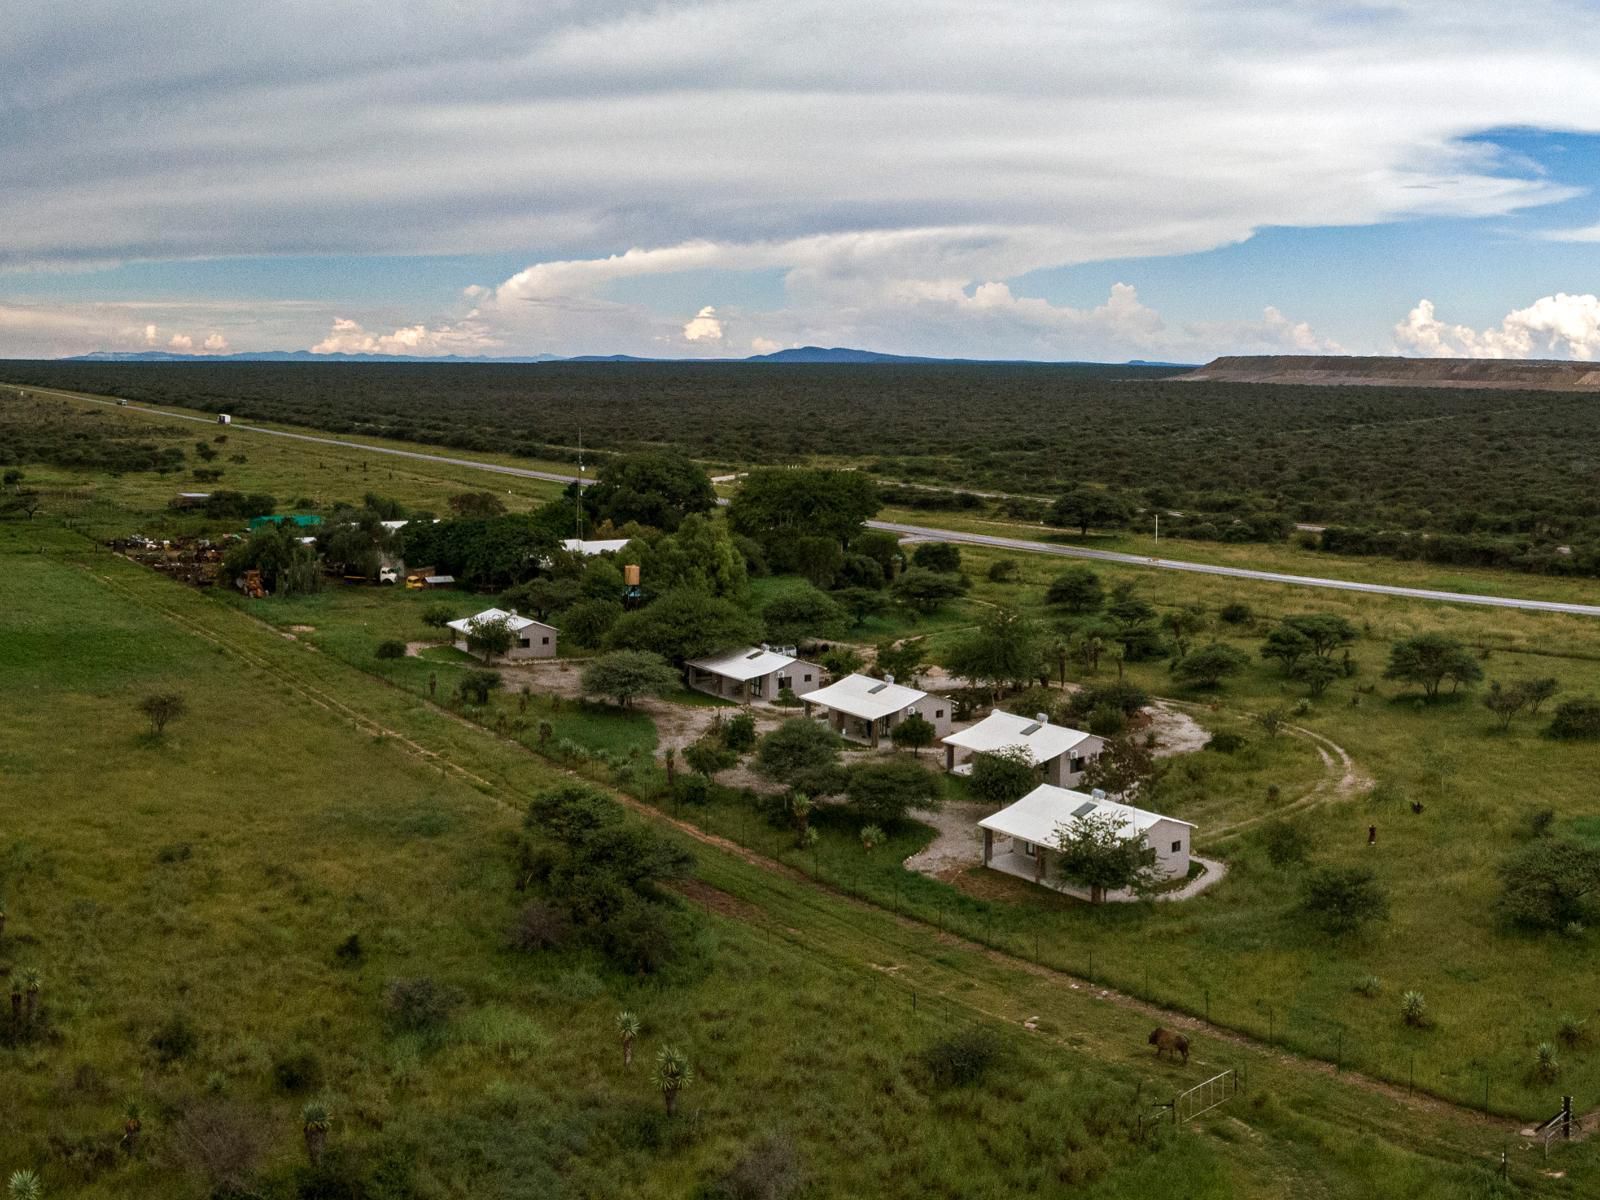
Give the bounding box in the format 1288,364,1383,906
801,673,951,746
978,784,1194,899
446,607,557,660
941,710,1103,788
248,513,323,532
562,537,632,556
685,645,823,702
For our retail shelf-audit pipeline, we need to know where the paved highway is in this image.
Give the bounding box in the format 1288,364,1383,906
29,387,1600,618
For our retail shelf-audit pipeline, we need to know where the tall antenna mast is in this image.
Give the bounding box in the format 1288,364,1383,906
575,424,585,542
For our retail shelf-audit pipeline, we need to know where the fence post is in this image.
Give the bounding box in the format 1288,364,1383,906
1204,988,1210,1024
1335,1030,1343,1074
1564,1095,1573,1140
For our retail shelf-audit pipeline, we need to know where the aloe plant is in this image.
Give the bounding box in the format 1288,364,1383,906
1535,1042,1561,1083
1400,990,1427,1028
616,1010,640,1068
655,1046,693,1116
8,1169,43,1200
301,1102,332,1166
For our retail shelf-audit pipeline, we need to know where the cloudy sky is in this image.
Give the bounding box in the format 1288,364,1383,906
5,1,1600,361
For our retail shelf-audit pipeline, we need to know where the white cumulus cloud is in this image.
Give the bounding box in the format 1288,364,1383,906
310,316,500,357
203,332,229,352
682,306,724,342
168,333,193,351
1394,295,1600,360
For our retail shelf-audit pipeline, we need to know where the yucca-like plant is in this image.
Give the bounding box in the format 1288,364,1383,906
8,1169,43,1200
1353,975,1382,999
301,1102,331,1166
1400,990,1427,1028
121,1103,143,1155
655,1046,693,1116
1535,1042,1561,1083
1557,1014,1587,1048
616,1011,640,1068
860,825,885,853
20,970,40,1024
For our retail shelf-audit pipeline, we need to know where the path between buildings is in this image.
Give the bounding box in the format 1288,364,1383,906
49,386,1600,618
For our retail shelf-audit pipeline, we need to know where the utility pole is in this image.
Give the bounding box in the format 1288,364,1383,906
575,425,585,542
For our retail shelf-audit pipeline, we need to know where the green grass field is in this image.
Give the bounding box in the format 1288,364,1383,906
8,386,1600,1194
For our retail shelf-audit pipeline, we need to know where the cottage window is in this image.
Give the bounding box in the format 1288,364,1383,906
934,709,944,719
803,673,813,682
1171,840,1182,853
541,636,550,645
518,638,531,648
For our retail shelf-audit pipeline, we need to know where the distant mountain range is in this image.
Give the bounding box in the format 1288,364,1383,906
61,346,1192,368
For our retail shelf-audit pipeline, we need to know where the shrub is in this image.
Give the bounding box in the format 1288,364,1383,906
1546,696,1600,740
375,639,407,659
1204,731,1245,754
1400,990,1428,1028
1298,866,1389,935
1069,682,1147,717
1496,837,1600,930
706,1134,805,1200
509,900,571,952
1525,807,1557,839
986,558,1019,583
1557,1014,1587,1048
156,841,194,863
1262,822,1310,867
910,542,962,573
333,933,364,967
722,711,758,752
271,1049,323,1095
671,774,711,806
920,1026,1004,1088
1353,975,1382,999
1086,704,1125,737
383,977,462,1034
1219,602,1254,625
150,1013,200,1064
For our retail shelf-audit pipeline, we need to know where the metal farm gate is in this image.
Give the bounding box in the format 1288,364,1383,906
1175,1068,1238,1125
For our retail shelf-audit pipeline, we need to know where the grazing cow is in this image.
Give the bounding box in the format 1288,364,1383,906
1148,1027,1189,1064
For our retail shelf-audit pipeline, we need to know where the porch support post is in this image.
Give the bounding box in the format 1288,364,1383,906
983,828,993,865
1035,847,1045,884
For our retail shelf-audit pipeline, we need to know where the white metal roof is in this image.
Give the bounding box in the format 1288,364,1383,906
445,607,554,635
563,537,632,556
686,645,798,682
942,710,1095,764
979,784,1194,847
803,673,927,722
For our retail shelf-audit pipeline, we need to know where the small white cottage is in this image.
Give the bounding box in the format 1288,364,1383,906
800,673,951,746
978,784,1194,900
446,607,558,661
685,645,822,702
941,710,1103,788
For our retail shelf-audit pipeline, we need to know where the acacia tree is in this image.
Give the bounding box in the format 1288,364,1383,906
845,759,941,827
1498,838,1600,929
1045,566,1104,613
1298,866,1390,935
1383,633,1483,699
1048,486,1131,536
1055,811,1161,903
580,650,679,708
943,607,1046,694
1080,737,1154,797
137,693,187,736
1171,643,1250,688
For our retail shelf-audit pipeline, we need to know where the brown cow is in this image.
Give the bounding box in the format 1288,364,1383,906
1148,1027,1189,1064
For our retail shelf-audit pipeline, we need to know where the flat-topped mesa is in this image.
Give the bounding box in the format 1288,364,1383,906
1174,355,1600,390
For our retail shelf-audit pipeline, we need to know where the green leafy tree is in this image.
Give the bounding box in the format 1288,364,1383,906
1048,486,1132,536
1296,656,1341,698
891,567,970,615
1260,624,1312,674
943,608,1046,692
910,542,961,573
580,650,679,708
851,530,906,579
1383,633,1483,698
846,759,941,826
644,513,749,600
456,669,502,705
790,536,846,588
464,615,515,663
1523,677,1560,714
1045,566,1104,613
754,719,840,786
1079,736,1154,797
1161,607,1208,658
605,589,764,664
560,598,625,648
1281,613,1357,659
834,587,889,627
968,745,1038,808
1055,810,1162,903
1497,838,1600,929
1482,680,1531,731
1298,866,1390,935
728,468,881,556
889,712,937,757
874,636,929,685
762,585,845,645
420,602,457,639
1171,643,1250,688
501,577,581,621
586,452,716,532
447,491,508,518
